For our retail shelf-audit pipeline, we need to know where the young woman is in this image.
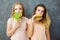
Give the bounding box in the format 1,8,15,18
27,4,51,40
6,2,29,40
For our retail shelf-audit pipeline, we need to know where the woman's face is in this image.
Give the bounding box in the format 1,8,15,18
14,4,23,13
35,6,44,16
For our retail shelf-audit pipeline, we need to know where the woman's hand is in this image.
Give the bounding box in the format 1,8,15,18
32,14,42,21
32,15,36,20
14,21,20,29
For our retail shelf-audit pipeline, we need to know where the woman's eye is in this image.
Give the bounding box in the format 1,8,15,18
19,8,22,10
41,11,44,13
15,8,17,10
38,10,40,11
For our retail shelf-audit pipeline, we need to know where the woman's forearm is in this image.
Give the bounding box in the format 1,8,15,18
7,28,17,37
27,24,33,37
46,29,50,40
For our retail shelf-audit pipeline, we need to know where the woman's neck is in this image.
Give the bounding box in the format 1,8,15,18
34,20,44,24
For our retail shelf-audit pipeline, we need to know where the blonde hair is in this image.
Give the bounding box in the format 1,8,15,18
44,12,51,29
11,2,25,17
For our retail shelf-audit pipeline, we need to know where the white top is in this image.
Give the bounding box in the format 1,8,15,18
31,22,47,40
7,17,29,40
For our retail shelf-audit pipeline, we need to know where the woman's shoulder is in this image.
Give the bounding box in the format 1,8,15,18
7,17,13,23
22,16,28,20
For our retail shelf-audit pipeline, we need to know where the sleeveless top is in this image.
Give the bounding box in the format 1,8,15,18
31,22,47,40
7,17,29,40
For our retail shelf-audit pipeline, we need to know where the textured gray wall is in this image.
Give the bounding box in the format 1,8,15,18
0,0,60,40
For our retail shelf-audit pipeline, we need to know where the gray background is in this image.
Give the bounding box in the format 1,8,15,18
0,0,60,40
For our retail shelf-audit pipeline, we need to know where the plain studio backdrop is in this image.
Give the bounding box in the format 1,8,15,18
0,0,60,40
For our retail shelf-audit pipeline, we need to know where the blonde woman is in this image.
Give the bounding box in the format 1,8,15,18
27,4,51,40
6,2,29,40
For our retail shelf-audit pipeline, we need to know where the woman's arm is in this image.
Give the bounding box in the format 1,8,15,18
6,24,17,37
45,27,50,40
26,19,34,38
6,19,20,37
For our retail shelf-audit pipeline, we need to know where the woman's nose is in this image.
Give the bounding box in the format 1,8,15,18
39,11,42,13
38,11,41,14
17,9,20,12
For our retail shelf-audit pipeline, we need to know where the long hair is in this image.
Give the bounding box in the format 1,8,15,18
33,4,51,29
11,2,25,17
